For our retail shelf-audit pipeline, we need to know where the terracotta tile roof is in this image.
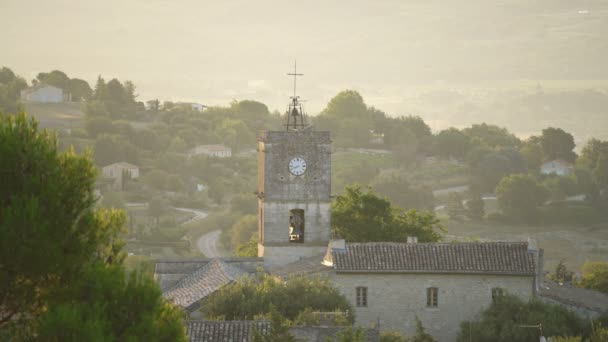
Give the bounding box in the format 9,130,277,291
186,320,271,342
331,242,536,275
163,259,247,310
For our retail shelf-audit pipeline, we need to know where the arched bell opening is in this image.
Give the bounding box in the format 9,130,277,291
289,209,305,243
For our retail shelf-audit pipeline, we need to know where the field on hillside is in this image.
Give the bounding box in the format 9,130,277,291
24,102,84,130
445,220,608,273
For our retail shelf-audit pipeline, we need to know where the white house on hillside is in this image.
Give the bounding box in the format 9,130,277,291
20,84,71,103
540,159,573,176
189,103,207,112
102,162,140,179
188,144,232,158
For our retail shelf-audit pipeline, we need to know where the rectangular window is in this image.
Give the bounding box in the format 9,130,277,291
356,287,367,307
492,287,504,303
426,287,438,307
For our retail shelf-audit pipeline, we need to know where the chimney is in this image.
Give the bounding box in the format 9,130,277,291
527,238,544,293
407,236,418,244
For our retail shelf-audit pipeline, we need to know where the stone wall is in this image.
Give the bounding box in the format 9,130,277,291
331,272,535,341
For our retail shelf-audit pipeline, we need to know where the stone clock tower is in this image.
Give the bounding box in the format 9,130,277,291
257,78,331,268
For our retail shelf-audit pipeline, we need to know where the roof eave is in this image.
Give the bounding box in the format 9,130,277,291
335,269,536,276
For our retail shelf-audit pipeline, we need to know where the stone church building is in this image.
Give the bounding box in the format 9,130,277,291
155,94,543,341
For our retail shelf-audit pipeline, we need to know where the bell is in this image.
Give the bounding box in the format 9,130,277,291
291,107,299,117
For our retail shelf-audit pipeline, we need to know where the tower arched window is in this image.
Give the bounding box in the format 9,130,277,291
289,209,305,243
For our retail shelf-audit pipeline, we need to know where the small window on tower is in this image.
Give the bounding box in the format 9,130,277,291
289,209,305,243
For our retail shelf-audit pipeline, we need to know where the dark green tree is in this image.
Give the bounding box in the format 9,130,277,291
331,186,443,242
434,128,470,159
384,115,432,154
578,138,608,170
93,76,107,101
68,78,92,101
33,264,186,341
85,116,115,138
0,66,27,113
231,100,272,132
462,123,520,149
87,77,136,119
36,70,70,90
93,134,139,166
470,148,527,193
457,295,587,342
496,174,547,223
540,127,576,162
0,113,122,327
35,70,91,101
202,273,352,322
132,128,161,151
315,90,374,147
0,113,185,340
520,137,544,172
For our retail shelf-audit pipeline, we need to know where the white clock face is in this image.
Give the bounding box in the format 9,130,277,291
289,157,307,176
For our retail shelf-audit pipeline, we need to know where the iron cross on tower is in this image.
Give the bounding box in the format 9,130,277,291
285,61,307,131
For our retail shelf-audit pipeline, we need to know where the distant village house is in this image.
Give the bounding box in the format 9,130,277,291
102,162,139,190
369,130,385,145
102,162,140,179
540,159,573,176
189,103,207,112
188,144,232,158
20,84,71,103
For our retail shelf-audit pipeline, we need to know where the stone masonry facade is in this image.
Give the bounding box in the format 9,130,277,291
332,273,534,341
257,131,332,268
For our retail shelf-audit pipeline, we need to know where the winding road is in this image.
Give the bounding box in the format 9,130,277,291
173,207,208,225
197,230,223,258
172,207,223,257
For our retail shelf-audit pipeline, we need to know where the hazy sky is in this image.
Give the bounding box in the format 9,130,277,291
2,0,607,114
